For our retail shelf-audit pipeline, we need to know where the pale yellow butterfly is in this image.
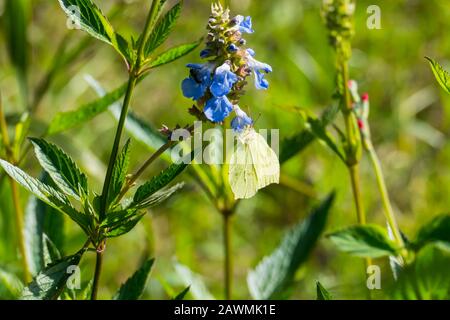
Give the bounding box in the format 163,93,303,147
229,127,280,199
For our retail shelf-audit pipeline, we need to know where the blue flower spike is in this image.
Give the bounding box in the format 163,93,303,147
181,3,272,125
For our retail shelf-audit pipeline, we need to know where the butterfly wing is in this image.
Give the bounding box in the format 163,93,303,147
229,138,258,199
249,132,280,189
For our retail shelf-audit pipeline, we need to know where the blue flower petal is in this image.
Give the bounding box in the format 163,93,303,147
182,77,206,100
231,107,253,132
204,96,234,122
253,70,269,90
235,15,254,34
210,63,238,97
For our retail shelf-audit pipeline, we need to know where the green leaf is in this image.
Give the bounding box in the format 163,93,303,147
103,210,145,238
29,138,88,199
107,139,131,207
173,286,190,300
308,117,345,162
328,225,399,258
113,258,155,300
21,251,84,300
133,163,188,204
144,2,182,57
57,0,119,50
426,57,450,95
131,183,184,210
316,281,332,300
392,243,450,300
280,131,315,164
4,0,30,73
415,214,450,249
247,193,335,300
42,234,62,267
280,105,339,164
25,177,65,276
148,40,201,68
0,160,92,234
0,268,23,299
47,82,128,135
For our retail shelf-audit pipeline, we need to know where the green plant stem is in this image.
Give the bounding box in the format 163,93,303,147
92,1,161,299
90,249,104,300
99,74,138,219
366,140,405,250
339,60,373,296
223,210,232,300
118,140,175,201
0,93,31,283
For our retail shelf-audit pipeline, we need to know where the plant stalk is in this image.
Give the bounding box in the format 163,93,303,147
90,250,104,300
0,92,31,283
366,141,405,250
92,1,161,299
223,210,232,300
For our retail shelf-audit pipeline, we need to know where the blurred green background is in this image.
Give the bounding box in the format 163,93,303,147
1,0,450,299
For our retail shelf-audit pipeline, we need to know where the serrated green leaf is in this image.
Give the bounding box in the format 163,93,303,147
144,2,182,57
415,214,450,250
21,251,84,300
148,40,201,68
0,268,24,299
107,139,131,207
247,193,335,300
131,183,184,210
29,138,88,200
133,163,188,204
328,225,399,258
392,243,450,300
113,258,155,300
173,286,190,300
42,234,62,267
104,210,145,238
57,0,119,50
47,82,128,135
316,281,332,300
0,160,92,234
426,57,450,95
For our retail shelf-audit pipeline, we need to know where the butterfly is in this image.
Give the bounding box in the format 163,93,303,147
229,127,280,199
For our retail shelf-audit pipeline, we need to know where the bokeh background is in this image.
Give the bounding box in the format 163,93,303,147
1,0,450,299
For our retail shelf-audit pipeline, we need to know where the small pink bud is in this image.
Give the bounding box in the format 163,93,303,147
357,119,364,130
362,93,369,102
